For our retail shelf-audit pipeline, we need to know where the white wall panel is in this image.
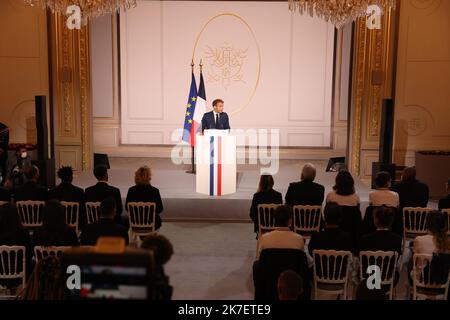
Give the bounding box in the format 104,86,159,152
119,1,335,146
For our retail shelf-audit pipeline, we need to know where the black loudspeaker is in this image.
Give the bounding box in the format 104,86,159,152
371,162,396,189
35,96,55,188
94,153,110,169
326,157,347,172
35,96,49,162
379,99,395,164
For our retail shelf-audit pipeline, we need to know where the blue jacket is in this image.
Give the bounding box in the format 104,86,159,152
201,111,230,132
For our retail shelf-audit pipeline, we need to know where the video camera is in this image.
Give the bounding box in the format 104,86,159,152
61,241,159,300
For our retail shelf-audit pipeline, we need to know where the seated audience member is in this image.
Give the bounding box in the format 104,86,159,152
125,166,164,230
0,186,11,202
20,255,67,300
85,165,123,224
13,165,48,202
326,170,360,207
141,234,174,300
413,210,449,255
285,163,325,206
408,211,450,288
308,202,354,256
359,206,402,257
391,166,429,209
355,280,386,300
258,205,305,255
361,205,402,237
249,175,282,235
359,206,401,289
369,171,399,207
80,197,129,246
32,200,79,248
49,166,85,227
0,204,33,278
438,179,450,210
277,270,304,300
326,171,361,244
254,247,310,300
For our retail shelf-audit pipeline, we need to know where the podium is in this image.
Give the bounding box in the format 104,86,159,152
196,130,236,196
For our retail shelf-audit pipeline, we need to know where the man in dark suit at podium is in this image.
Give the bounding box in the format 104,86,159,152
201,99,230,132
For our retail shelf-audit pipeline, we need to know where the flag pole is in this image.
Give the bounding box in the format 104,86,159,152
186,59,196,174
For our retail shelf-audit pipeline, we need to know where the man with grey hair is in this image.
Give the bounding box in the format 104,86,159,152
285,163,325,206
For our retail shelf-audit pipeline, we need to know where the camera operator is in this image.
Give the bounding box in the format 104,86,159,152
4,146,32,189
0,122,9,186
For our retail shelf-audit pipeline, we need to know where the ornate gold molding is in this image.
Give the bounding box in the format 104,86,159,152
349,9,397,177
77,26,91,171
54,14,76,135
50,13,92,172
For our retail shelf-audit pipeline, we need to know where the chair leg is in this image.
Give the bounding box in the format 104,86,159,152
314,283,318,300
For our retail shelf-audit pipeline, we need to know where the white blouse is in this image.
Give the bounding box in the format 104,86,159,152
413,234,436,255
326,190,360,207
369,189,399,207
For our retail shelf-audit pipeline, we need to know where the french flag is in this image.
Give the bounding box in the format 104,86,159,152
192,70,207,146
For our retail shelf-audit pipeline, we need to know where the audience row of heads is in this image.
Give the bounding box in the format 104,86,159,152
0,200,174,266
257,163,319,193
258,163,359,194
34,163,450,194
56,165,153,186
259,163,357,194
259,163,449,193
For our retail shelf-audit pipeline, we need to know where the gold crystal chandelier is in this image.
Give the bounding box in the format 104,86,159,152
24,0,137,22
288,0,396,28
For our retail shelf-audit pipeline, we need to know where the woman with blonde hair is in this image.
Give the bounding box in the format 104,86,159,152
125,166,164,230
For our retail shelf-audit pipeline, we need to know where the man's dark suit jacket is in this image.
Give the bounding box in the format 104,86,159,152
32,226,79,248
253,248,311,300
14,181,48,202
438,194,450,210
0,187,11,202
285,180,325,207
249,189,283,233
361,206,403,237
80,218,129,246
201,111,230,131
84,182,123,222
49,182,86,228
358,230,402,256
391,179,429,209
125,184,164,230
358,230,402,288
308,227,354,256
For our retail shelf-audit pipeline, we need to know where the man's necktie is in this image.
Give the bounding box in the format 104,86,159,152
215,113,220,129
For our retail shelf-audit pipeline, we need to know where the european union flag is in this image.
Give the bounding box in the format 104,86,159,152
182,72,198,146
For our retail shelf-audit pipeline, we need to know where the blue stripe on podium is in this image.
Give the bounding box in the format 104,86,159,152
209,136,214,196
